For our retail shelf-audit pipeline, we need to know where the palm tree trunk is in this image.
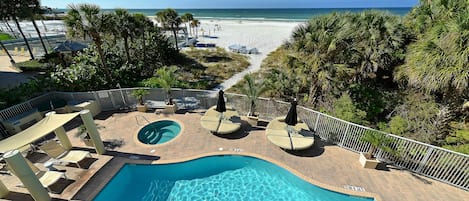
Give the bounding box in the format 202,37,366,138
13,18,34,60
0,41,15,65
31,18,48,55
142,28,146,67
94,38,111,82
171,25,179,51
124,37,130,63
3,20,17,38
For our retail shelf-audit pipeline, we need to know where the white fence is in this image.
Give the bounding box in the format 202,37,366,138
0,88,468,190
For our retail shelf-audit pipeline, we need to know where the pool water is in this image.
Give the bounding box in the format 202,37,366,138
94,155,374,201
138,120,181,145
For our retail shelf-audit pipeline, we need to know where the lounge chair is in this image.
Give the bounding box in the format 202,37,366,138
8,158,66,192
39,141,91,168
265,117,314,150
200,106,241,134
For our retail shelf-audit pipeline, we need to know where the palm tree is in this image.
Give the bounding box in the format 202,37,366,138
190,19,200,38
238,73,268,116
156,9,182,51
143,65,179,105
395,1,469,112
181,13,193,36
64,4,113,81
0,41,15,65
4,2,35,60
132,13,153,66
112,9,134,63
23,0,48,55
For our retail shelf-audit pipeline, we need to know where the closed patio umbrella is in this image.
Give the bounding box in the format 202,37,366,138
216,90,226,113
215,90,227,133
284,99,298,149
285,99,298,126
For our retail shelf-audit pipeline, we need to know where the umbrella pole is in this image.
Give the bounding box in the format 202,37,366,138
287,125,294,150
215,112,224,134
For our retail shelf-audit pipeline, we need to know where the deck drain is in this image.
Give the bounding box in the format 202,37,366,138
344,185,366,192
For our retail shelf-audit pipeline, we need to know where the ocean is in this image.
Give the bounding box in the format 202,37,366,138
55,8,412,22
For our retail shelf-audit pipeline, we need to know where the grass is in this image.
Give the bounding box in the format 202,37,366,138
179,47,250,89
0,33,13,41
15,60,50,71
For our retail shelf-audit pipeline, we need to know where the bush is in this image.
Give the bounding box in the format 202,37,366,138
16,60,50,71
332,93,367,125
0,33,13,41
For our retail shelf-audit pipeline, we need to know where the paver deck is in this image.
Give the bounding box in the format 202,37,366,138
2,110,468,200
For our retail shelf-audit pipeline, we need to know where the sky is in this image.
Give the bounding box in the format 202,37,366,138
41,0,419,9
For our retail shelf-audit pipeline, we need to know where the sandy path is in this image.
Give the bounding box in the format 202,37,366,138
192,20,301,91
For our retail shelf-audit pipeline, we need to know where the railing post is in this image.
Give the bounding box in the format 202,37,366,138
340,124,350,147
416,147,434,173
109,91,117,109
314,113,320,132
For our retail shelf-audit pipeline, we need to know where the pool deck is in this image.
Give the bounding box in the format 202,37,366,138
1,110,468,201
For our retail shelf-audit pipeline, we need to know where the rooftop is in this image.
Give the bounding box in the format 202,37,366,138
1,110,468,201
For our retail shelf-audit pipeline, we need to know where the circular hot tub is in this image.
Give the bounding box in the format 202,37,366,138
137,120,181,145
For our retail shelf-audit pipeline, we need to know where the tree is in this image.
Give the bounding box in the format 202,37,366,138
361,130,394,158
181,13,193,36
143,65,179,105
4,0,35,60
132,13,154,67
395,0,469,136
64,4,114,82
190,19,200,38
237,73,268,116
0,40,15,65
21,0,48,55
111,9,134,63
156,9,182,51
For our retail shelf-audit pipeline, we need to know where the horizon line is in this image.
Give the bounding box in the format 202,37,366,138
50,6,414,9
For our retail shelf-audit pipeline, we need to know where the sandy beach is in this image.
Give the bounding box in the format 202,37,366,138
1,19,301,90
183,20,302,90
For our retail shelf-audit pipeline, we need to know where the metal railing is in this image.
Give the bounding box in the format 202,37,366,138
0,88,467,190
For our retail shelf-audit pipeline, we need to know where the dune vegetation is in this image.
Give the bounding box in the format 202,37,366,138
258,0,469,153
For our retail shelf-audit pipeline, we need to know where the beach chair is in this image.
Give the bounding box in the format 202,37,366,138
8,158,66,192
39,141,91,168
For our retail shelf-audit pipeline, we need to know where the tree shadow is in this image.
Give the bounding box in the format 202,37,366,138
214,119,251,140
284,136,326,157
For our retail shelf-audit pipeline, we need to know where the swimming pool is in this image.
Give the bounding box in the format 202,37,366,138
137,120,181,145
94,155,374,201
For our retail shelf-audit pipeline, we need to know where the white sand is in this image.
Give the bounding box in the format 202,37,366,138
2,19,302,90
186,20,301,91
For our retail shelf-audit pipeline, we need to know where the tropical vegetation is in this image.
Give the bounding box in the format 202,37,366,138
259,0,469,153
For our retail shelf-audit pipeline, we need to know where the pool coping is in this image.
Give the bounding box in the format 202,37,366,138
151,152,382,201
133,118,185,148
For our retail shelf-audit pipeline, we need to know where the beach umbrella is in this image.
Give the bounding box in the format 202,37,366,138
285,99,298,126
53,40,88,52
216,90,227,113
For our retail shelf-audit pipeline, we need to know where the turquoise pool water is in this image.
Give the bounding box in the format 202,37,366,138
94,155,374,201
137,120,181,145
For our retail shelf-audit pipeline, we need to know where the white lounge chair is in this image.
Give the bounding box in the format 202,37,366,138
39,141,91,168
8,158,66,192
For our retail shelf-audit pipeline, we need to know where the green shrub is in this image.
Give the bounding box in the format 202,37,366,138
16,60,50,71
332,93,367,125
388,116,408,136
0,33,13,41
